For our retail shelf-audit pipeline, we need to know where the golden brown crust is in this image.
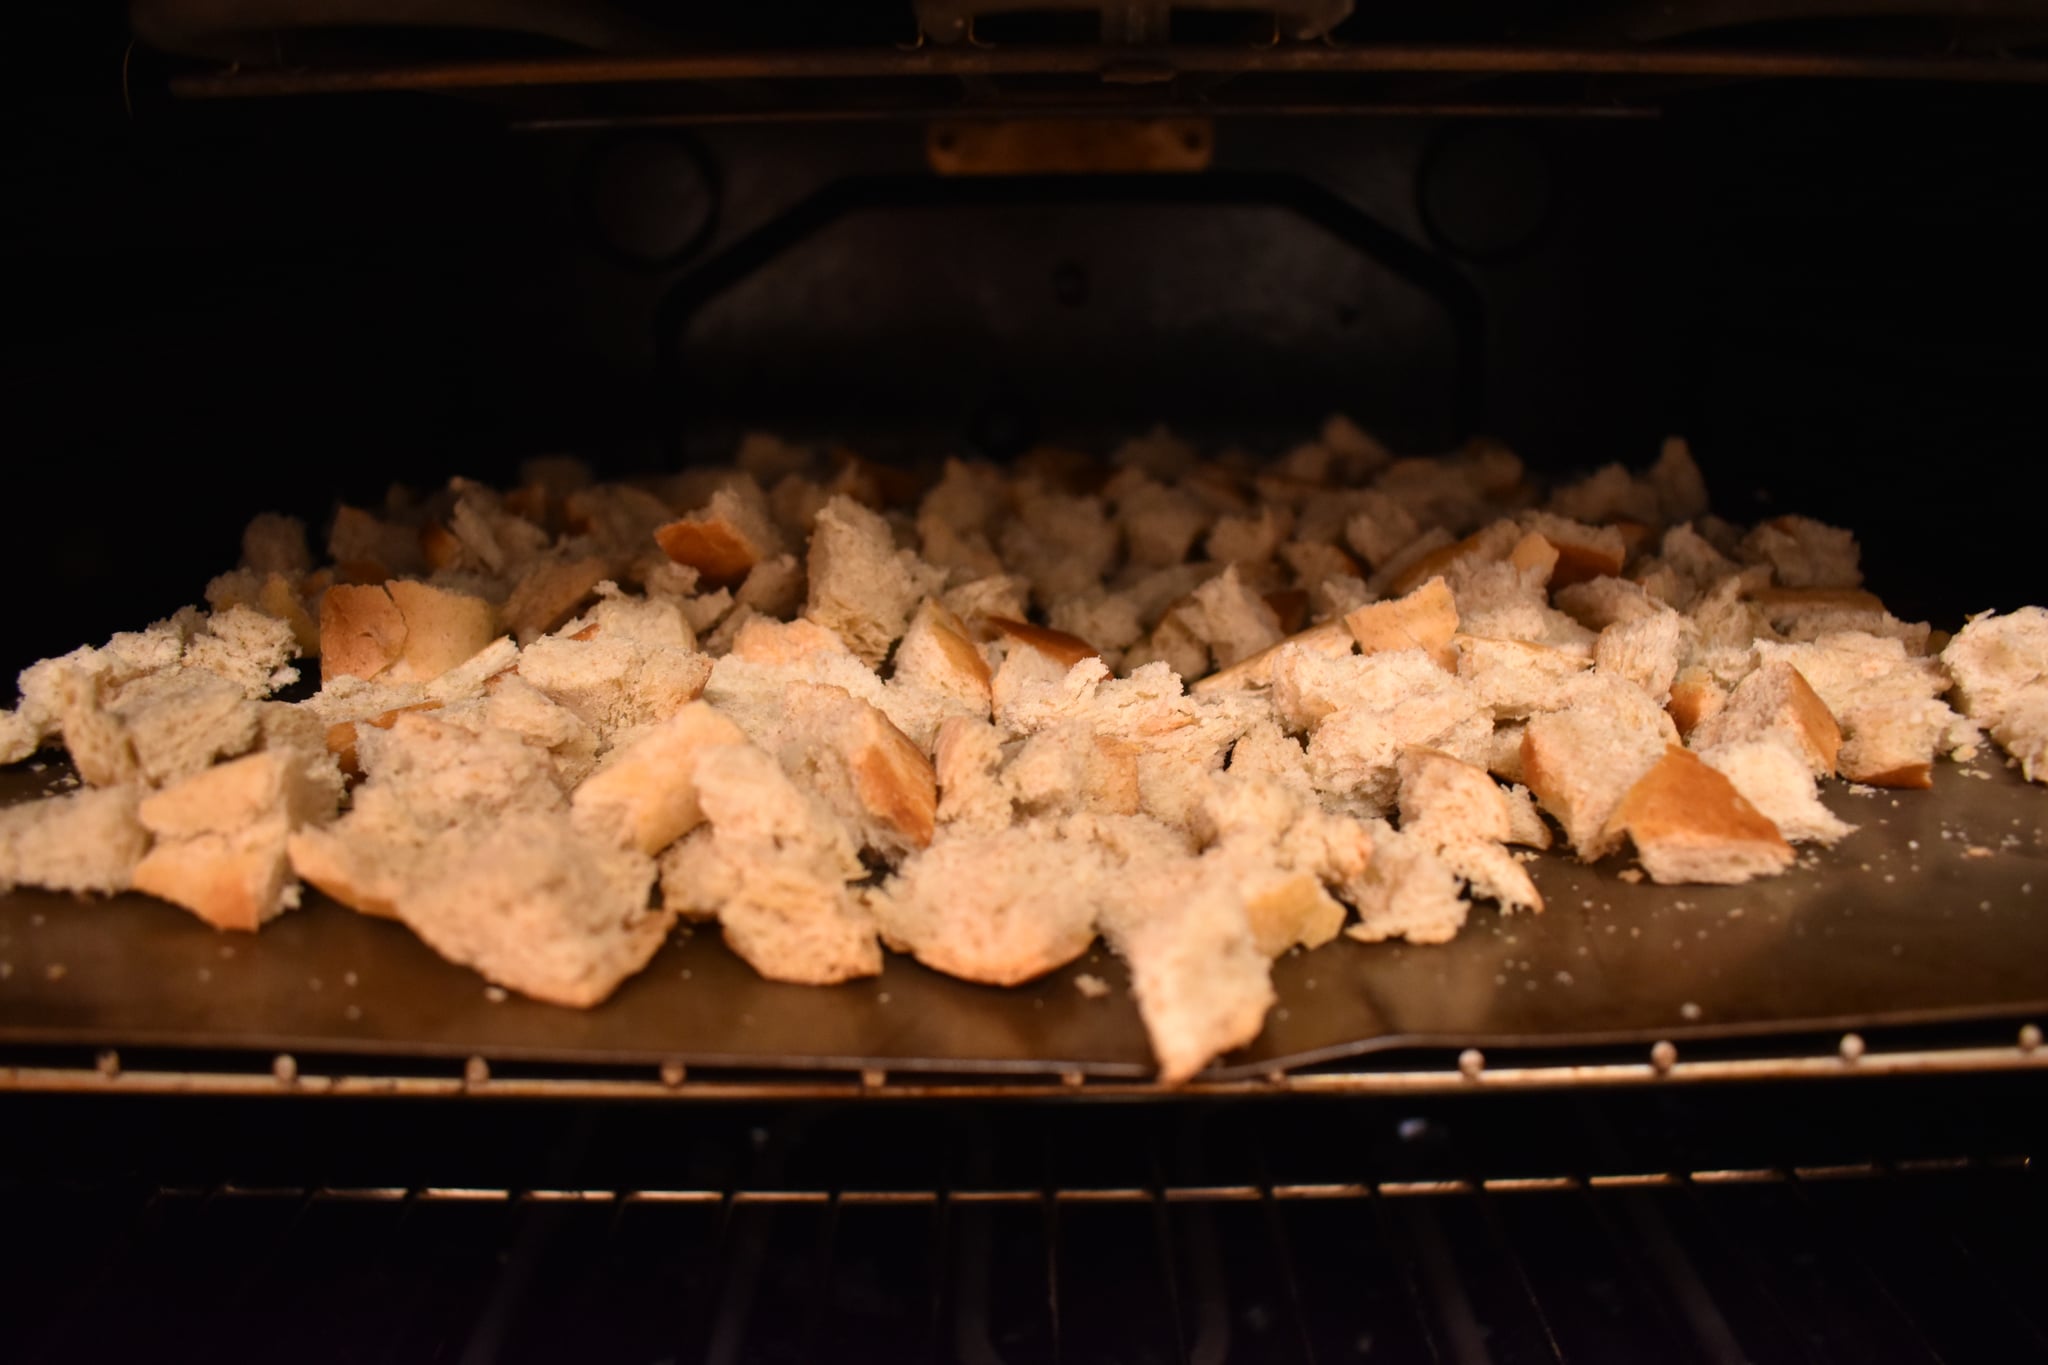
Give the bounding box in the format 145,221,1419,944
1851,762,1933,789
319,584,407,683
1344,576,1459,672
988,615,1098,668
287,827,400,919
1666,671,1724,739
654,516,761,586
1603,745,1793,881
503,556,608,644
132,828,285,932
731,616,848,665
1781,666,1845,775
1190,619,1353,695
910,598,994,692
570,703,749,855
850,714,939,849
1517,727,1563,823
385,581,499,682
1388,531,1484,597
1508,530,1560,582
1547,533,1627,589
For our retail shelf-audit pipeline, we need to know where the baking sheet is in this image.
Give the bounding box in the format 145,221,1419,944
2,756,2045,1080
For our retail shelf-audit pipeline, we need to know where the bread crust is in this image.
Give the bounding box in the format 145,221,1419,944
1603,745,1794,884
1344,576,1459,672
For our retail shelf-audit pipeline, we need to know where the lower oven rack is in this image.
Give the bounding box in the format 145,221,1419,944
3,1076,2043,1362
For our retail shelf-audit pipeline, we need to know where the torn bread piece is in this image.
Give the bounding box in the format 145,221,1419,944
1942,607,2048,779
1396,748,1542,914
1519,512,1628,588
1943,606,2048,719
1603,746,1796,884
1594,609,1689,704
989,616,1099,670
1191,619,1353,696
0,785,150,895
570,701,749,855
288,713,568,919
399,813,666,1008
1455,636,1589,719
1344,823,1469,945
1741,515,1861,589
806,494,947,666
1186,565,1285,671
761,683,938,856
320,581,499,685
133,749,339,931
654,482,786,588
59,667,262,789
933,715,1014,831
1271,642,1451,735
1100,860,1275,1084
516,634,711,746
1687,659,1841,776
502,554,608,645
1006,723,1141,818
205,568,320,656
1344,576,1458,671
1198,773,1369,954
1650,436,1711,524
1303,654,1492,811
891,598,994,715
1698,737,1856,845
1521,677,1681,860
870,822,1107,985
1555,576,1663,631
659,743,879,985
1757,633,1965,787
1667,666,1727,740
1500,782,1552,850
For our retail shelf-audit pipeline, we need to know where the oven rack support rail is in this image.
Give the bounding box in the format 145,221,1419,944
5,1024,2043,1099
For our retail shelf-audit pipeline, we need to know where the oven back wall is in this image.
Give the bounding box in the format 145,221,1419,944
6,8,2045,677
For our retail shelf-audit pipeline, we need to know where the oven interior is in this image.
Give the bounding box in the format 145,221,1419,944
6,1,2048,1359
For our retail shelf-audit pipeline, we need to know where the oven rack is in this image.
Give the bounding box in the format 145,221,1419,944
4,1018,2044,1100
4,1090,2043,1363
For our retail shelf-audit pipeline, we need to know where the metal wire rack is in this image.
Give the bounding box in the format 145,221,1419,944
4,1071,2045,1362
5,1159,2041,1362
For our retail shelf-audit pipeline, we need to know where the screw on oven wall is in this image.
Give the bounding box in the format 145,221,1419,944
272,1054,297,1087
95,1049,119,1079
659,1059,687,1087
2021,1023,2043,1052
1457,1048,1485,1080
1651,1040,1678,1074
1838,1033,1867,1064
464,1055,490,1087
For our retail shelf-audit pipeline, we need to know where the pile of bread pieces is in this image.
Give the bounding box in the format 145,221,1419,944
3,420,2046,1080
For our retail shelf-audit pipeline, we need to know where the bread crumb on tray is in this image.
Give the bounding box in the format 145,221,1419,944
0,423,2036,1082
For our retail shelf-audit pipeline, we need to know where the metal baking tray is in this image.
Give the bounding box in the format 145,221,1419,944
2,755,2045,1082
